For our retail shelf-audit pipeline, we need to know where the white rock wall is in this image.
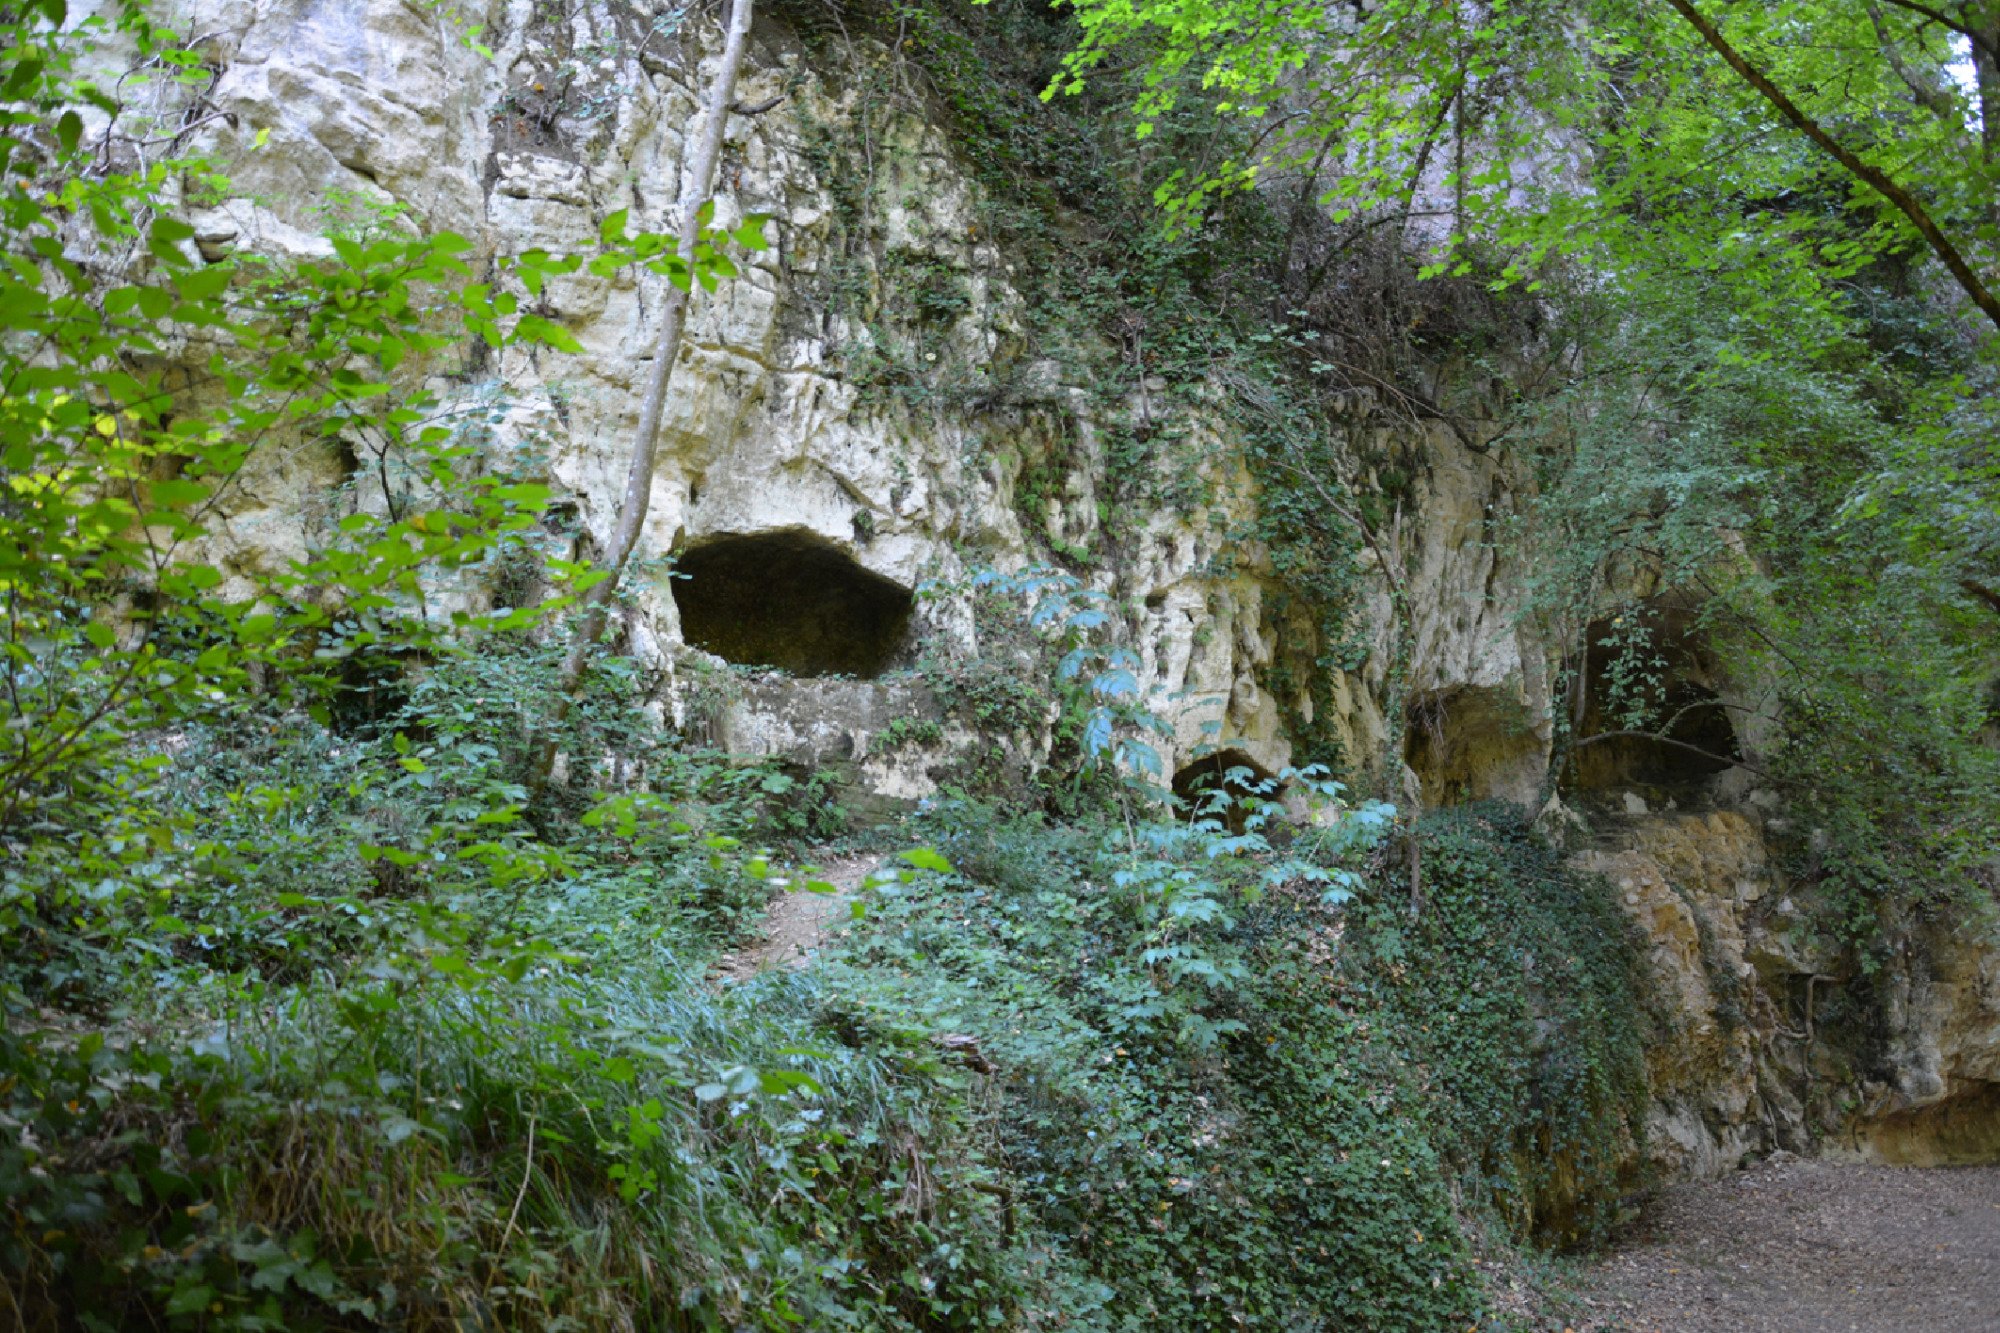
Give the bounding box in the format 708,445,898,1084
152,0,1547,798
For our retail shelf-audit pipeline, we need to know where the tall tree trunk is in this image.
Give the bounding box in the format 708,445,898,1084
530,0,756,787
1974,4,2000,168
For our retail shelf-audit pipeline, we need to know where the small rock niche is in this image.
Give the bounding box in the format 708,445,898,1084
1567,607,1742,792
1403,684,1544,806
671,531,914,678
1173,748,1278,830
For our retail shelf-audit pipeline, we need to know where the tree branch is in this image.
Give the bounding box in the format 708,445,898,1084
1875,0,2000,61
1866,1,1962,120
1960,577,2000,616
1570,728,1781,782
1662,0,2000,332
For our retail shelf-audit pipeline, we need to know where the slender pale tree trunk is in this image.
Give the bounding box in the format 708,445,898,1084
531,0,756,786
1973,4,2000,168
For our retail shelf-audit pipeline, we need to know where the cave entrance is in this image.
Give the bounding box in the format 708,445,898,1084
1566,607,1741,793
1173,749,1279,831
1403,685,1544,807
671,532,913,678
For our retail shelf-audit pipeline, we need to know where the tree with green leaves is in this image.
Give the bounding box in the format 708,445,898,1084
531,0,769,787
1050,0,2000,332
0,0,755,948
1045,0,2000,938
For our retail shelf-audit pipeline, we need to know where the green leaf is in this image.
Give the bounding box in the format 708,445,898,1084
55,109,80,154
150,478,210,509
493,482,550,507
378,1114,424,1145
515,314,583,354
899,847,952,874
164,1285,216,1317
1,60,43,101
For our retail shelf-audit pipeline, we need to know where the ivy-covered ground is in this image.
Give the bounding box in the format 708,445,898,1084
1,614,1655,1327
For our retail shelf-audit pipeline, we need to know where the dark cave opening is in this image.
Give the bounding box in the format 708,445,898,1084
1567,609,1742,792
671,531,914,678
1173,748,1279,830
326,651,419,736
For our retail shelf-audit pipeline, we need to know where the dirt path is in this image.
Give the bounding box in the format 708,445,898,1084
1568,1156,2000,1332
712,853,879,982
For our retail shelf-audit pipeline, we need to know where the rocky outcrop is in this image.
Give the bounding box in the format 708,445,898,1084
1849,920,2000,1165
149,0,1565,796
1577,806,2000,1175
131,0,1998,1177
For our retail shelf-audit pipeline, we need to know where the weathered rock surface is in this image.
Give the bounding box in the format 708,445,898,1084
140,0,1998,1177
155,0,1544,795
1577,807,2000,1175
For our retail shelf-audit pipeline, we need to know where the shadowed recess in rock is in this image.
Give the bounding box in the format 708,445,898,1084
1173,748,1277,830
1404,684,1543,806
1568,609,1742,792
1857,1082,2000,1166
672,531,913,677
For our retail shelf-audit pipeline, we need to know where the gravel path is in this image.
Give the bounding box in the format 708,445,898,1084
712,854,877,982
1569,1156,2000,1332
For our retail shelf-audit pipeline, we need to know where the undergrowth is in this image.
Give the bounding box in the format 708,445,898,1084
4,636,1649,1329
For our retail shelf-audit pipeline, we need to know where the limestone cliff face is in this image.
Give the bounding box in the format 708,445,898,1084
1573,809,2000,1175
141,0,1994,1178
151,0,1531,795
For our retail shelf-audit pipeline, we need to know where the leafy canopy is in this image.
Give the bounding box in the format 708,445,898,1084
1048,0,2000,329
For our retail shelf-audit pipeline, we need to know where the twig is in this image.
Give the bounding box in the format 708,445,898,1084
498,1114,537,1255
1662,0,2000,331
1567,728,1787,783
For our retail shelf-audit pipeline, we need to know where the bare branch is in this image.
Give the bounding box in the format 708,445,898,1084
1569,728,1781,781
1875,0,2000,61
1867,1,1962,120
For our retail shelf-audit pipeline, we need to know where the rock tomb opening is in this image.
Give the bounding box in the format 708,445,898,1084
672,531,914,678
1567,607,1743,793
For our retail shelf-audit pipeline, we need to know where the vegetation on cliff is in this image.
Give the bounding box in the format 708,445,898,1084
2,0,1995,1328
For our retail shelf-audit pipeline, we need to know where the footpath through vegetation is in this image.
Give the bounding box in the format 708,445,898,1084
1570,1158,2000,1332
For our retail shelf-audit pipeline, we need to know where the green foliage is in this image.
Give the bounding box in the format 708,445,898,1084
0,0,765,958
1048,0,2000,317
0,9,883,1328
1347,807,1651,1246
1515,248,2000,944
1,938,1021,1329
0,637,1013,1327
817,791,1638,1328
